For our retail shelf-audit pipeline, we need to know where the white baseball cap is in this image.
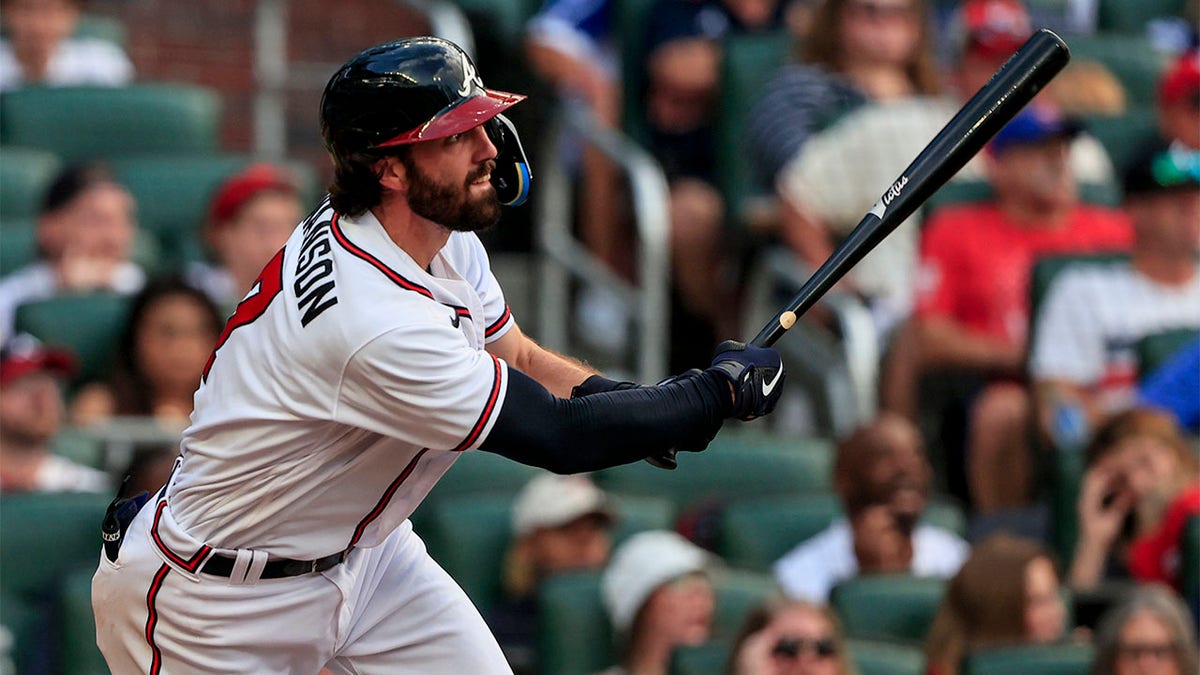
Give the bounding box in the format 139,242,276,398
601,530,716,633
510,474,614,537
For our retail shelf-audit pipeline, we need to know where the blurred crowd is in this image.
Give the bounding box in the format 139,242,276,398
0,0,1198,673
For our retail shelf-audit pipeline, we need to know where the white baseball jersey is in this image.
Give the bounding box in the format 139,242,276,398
167,197,515,559
1030,262,1200,412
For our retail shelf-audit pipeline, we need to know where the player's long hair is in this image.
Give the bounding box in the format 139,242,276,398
327,146,412,218
803,0,942,97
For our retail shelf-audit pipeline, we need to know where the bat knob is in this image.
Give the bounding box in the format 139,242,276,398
645,449,678,470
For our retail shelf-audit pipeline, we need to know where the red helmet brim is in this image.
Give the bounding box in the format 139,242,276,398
372,88,526,148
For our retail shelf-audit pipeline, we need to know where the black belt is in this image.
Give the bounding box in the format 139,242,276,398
201,549,349,579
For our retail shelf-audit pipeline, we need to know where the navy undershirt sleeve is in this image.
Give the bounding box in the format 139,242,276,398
479,367,730,474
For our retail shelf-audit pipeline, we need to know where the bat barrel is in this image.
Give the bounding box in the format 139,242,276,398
751,29,1070,348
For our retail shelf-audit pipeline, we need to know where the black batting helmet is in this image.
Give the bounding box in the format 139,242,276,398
320,37,525,156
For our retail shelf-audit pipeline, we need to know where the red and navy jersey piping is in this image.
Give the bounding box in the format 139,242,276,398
348,448,430,548
451,353,503,452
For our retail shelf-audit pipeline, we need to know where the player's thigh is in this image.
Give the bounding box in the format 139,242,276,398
329,527,512,674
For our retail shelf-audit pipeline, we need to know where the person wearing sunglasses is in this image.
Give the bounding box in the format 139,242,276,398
1091,584,1198,675
728,598,857,675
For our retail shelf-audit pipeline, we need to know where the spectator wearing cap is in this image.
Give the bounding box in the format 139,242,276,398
1029,139,1200,451
0,333,108,493
1157,49,1200,150
774,413,968,603
0,162,143,340
186,163,302,312
0,0,133,92
890,103,1132,513
487,473,616,675
598,530,718,675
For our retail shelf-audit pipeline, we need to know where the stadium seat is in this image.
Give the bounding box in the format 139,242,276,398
1135,328,1198,377
58,568,108,675
0,146,60,220
1068,34,1171,106
419,491,676,618
716,30,793,228
0,492,110,599
829,575,946,645
538,568,778,675
848,639,926,675
0,84,221,161
74,13,127,46
0,218,37,276
452,0,540,54
962,643,1095,675
420,450,544,504
13,292,134,387
1096,0,1188,34
1082,106,1158,176
594,439,832,513
615,0,661,146
671,643,729,675
718,492,967,572
111,154,320,271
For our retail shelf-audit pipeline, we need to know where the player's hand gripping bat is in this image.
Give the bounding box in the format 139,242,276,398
648,29,1072,470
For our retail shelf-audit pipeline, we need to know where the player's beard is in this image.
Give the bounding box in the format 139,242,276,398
403,157,502,233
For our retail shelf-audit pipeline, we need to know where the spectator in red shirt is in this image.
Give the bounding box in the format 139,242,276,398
885,103,1132,514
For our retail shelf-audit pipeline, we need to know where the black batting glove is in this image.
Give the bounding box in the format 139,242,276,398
570,374,641,398
707,340,786,420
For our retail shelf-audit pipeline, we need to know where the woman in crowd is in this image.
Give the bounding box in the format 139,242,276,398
1069,407,1200,593
598,530,718,675
1090,585,1198,675
70,275,223,431
727,597,857,675
924,533,1067,675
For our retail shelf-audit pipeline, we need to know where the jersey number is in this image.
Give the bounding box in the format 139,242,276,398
202,249,285,381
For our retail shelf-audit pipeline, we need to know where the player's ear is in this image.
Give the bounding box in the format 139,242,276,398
375,155,407,194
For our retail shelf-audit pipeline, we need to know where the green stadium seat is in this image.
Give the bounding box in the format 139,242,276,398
829,575,946,645
716,30,793,227
111,154,320,271
1051,448,1086,570
962,643,1095,675
452,0,541,52
74,13,127,46
595,440,831,513
1082,106,1158,176
0,492,109,601
616,0,661,146
419,491,676,617
1135,328,1198,378
1096,0,1188,34
0,84,221,161
13,292,133,387
671,643,728,675
0,218,38,276
1182,515,1200,601
1067,34,1171,106
59,568,108,675
421,450,545,504
718,493,967,572
1,591,44,675
0,146,60,219
538,568,779,675
848,639,926,675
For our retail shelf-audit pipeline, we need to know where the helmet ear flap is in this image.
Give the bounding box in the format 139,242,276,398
485,114,532,207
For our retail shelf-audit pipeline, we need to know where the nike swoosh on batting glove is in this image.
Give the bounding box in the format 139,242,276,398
707,340,786,420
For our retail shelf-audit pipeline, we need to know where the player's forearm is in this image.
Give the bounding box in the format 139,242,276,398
479,368,729,474
489,326,599,397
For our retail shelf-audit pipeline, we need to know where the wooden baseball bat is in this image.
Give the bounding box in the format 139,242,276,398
752,28,1071,348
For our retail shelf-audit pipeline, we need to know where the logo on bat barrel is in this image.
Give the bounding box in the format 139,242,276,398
882,175,909,207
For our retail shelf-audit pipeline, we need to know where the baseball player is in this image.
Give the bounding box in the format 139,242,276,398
90,37,785,674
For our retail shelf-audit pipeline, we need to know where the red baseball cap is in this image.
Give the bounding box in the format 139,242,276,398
0,334,75,386
209,163,299,225
960,0,1033,61
1158,50,1200,108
